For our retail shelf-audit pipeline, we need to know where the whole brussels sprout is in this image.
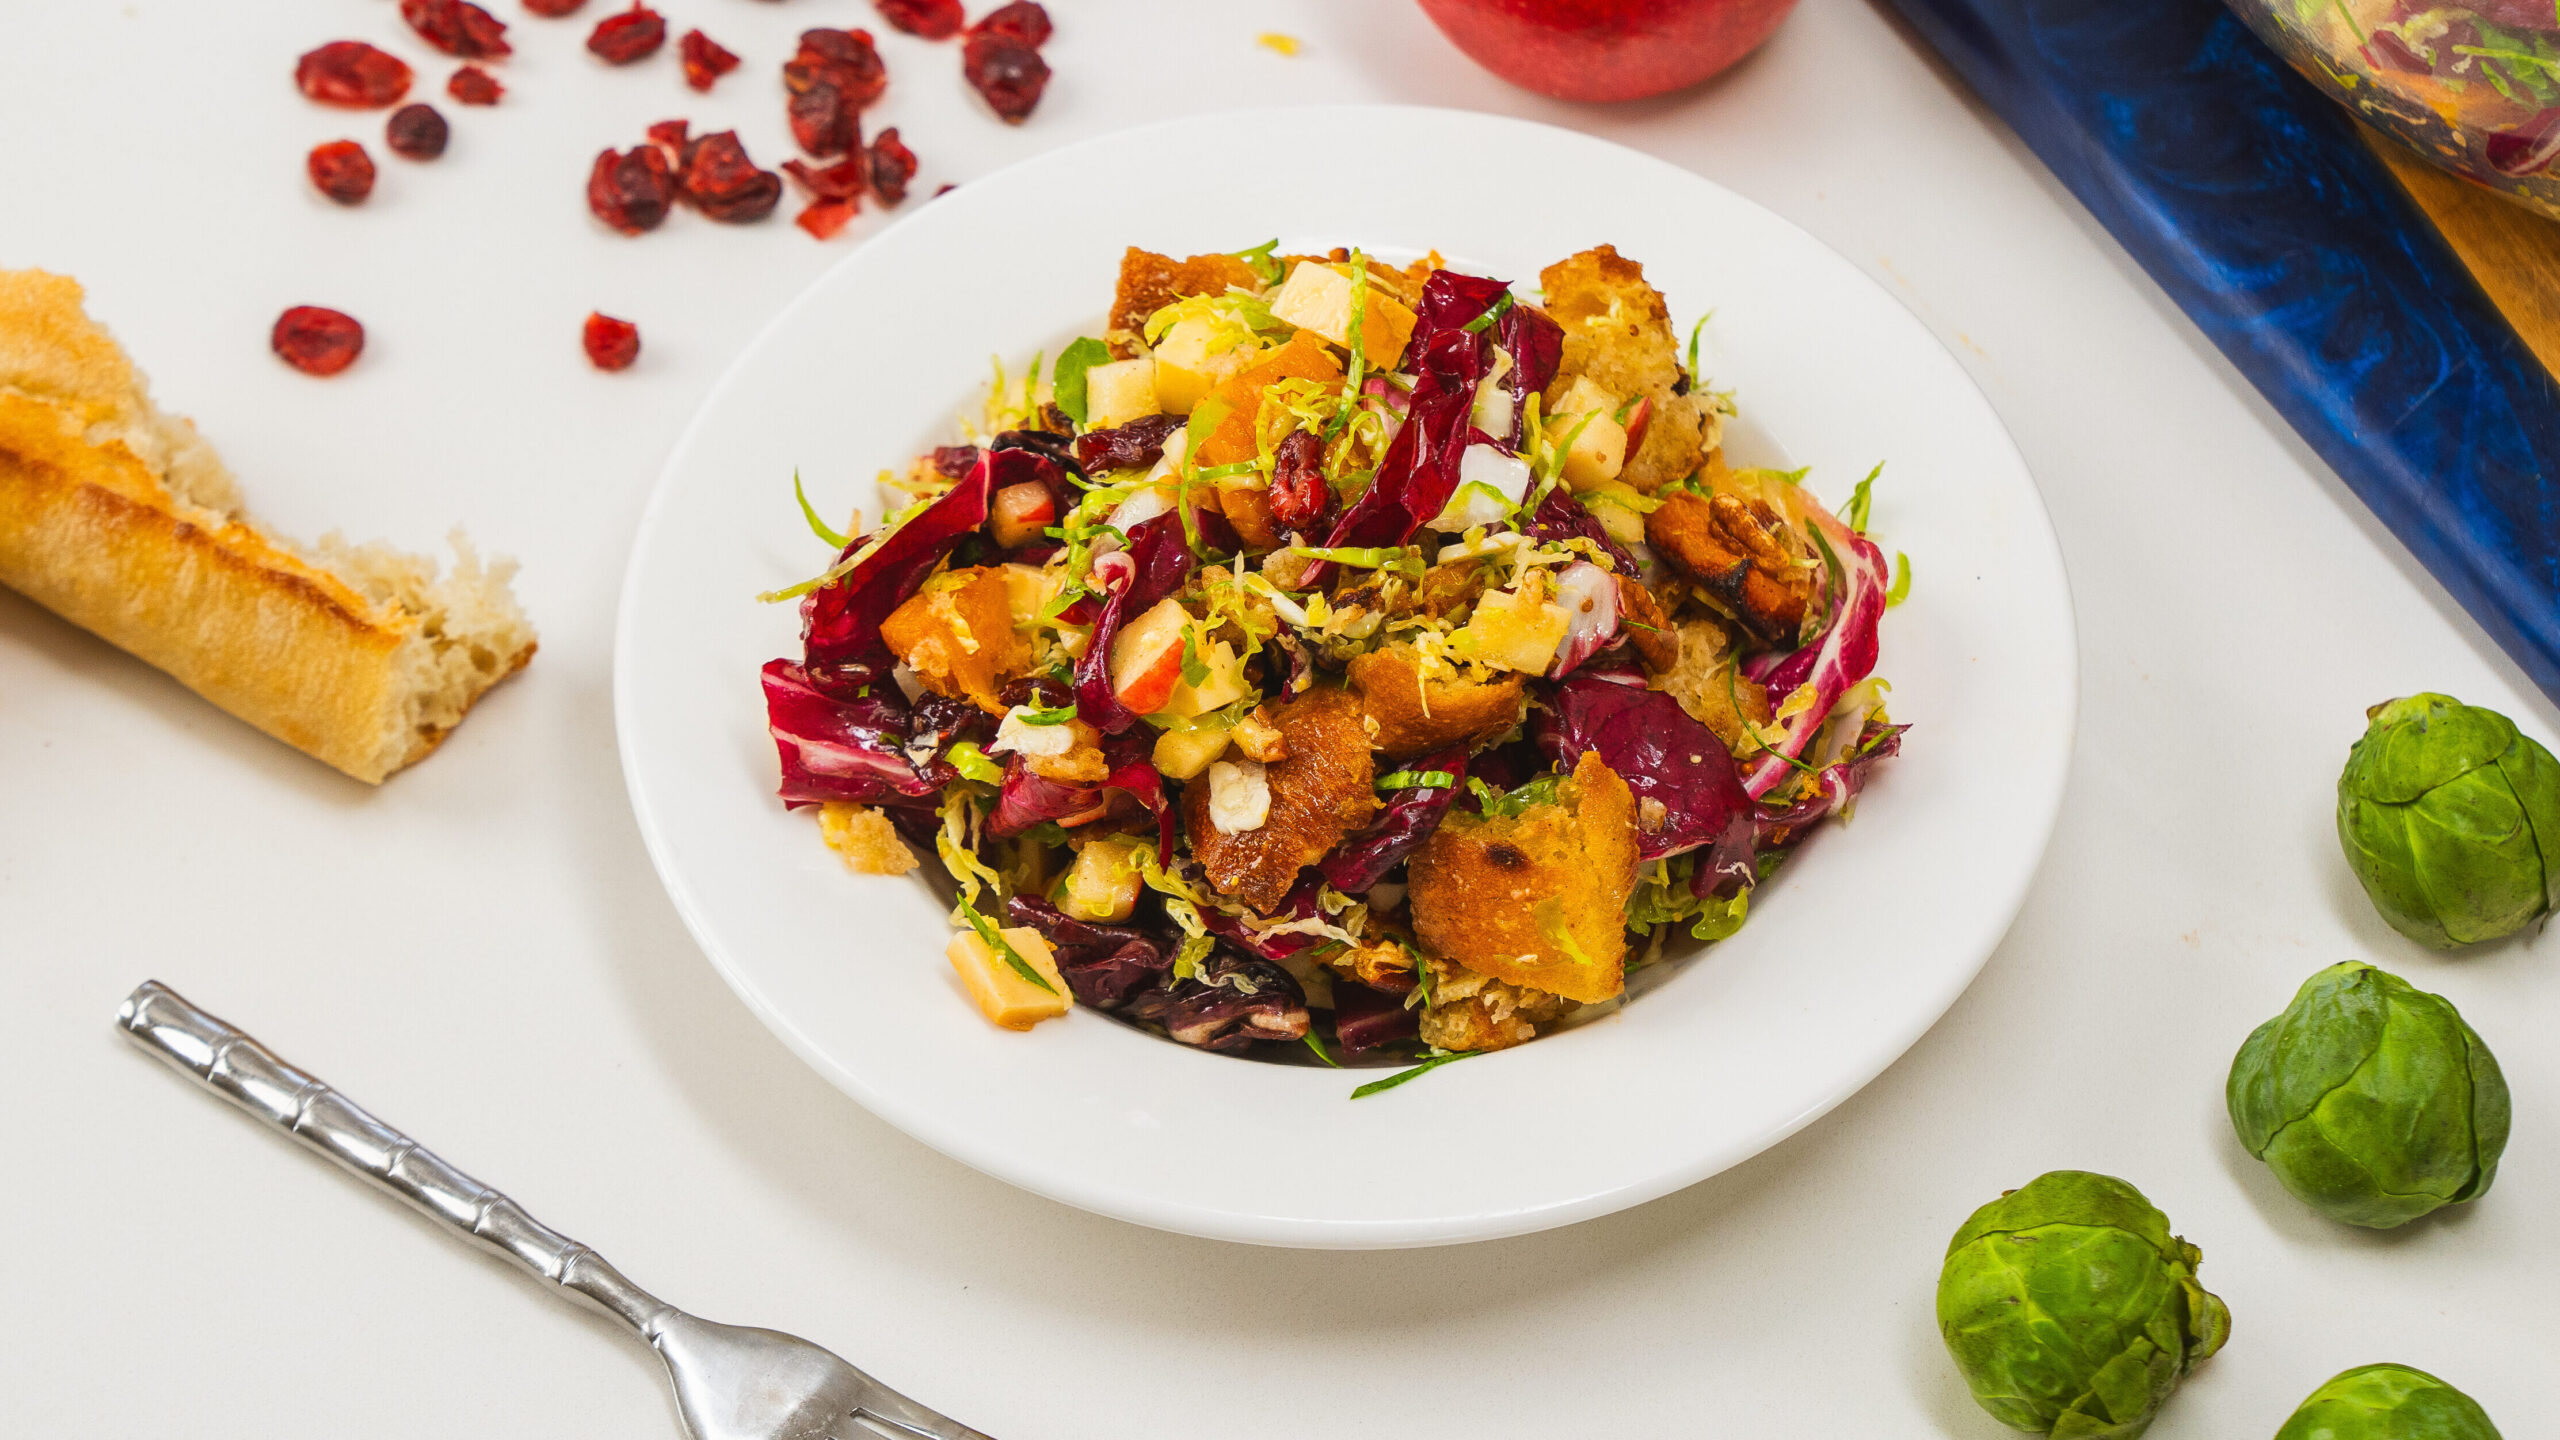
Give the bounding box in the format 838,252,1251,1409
1936,1171,2229,1439
2337,693,2560,948
2227,962,2509,1228
2273,1363,2503,1440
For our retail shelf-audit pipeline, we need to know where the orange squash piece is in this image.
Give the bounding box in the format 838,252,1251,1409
878,565,1027,714
1189,333,1343,469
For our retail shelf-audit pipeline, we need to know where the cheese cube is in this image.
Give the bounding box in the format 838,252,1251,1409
1152,721,1233,780
1270,261,1417,371
1152,316,1258,415
1548,375,1628,490
1083,357,1159,429
947,925,1071,1030
1460,582,1572,674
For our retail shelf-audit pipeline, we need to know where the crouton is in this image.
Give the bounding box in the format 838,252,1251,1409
1408,750,1639,1003
1183,682,1376,913
818,801,920,875
1644,490,1814,647
1346,644,1525,761
1419,957,1575,1052
1537,246,1708,493
1107,248,1266,358
1189,333,1344,469
1653,616,1772,757
878,565,1029,713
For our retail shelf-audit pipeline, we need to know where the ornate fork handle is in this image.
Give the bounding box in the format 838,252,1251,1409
117,980,669,1340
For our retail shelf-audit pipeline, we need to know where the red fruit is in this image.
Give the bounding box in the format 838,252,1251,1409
678,29,740,91
875,0,964,39
588,3,667,63
583,312,641,370
385,104,450,160
1268,429,1330,534
306,140,376,204
272,306,365,376
961,34,1047,123
523,0,586,15
1413,0,1797,103
646,118,691,158
587,145,675,233
790,28,888,107
295,42,414,108
401,0,511,59
448,65,504,104
786,83,859,158
783,156,867,199
866,127,916,205
988,482,1057,548
968,1,1051,48
677,130,782,222
795,197,858,240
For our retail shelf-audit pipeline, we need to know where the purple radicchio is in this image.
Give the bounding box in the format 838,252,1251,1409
1332,978,1420,1055
988,726,1175,862
1195,877,1325,961
1002,894,1174,1011
1736,511,1890,800
1520,486,1640,576
1536,667,1757,892
1070,511,1198,735
1317,747,1468,893
799,450,995,673
1123,951,1310,1052
763,660,941,809
1754,715,1908,850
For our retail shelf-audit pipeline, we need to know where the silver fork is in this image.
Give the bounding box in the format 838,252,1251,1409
118,980,995,1440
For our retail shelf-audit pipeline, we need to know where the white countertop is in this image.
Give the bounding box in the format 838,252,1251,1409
3,1,2551,1434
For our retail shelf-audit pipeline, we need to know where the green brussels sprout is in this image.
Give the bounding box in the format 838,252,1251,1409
2337,693,2560,948
2273,1363,2503,1440
1936,1171,2229,1439
2227,961,2509,1228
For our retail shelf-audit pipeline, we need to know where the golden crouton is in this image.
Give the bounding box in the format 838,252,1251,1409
1418,957,1575,1052
1107,248,1266,358
1537,245,1708,492
1653,617,1772,757
878,565,1029,714
1407,751,1639,1003
1645,490,1814,647
1183,683,1376,913
818,802,920,875
1346,644,1526,761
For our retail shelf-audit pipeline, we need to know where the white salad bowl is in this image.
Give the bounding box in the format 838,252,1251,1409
615,104,2075,1249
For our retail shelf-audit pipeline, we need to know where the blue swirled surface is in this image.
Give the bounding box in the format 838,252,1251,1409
1883,0,2560,701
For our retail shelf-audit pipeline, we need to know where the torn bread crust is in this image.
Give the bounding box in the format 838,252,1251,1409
0,269,534,784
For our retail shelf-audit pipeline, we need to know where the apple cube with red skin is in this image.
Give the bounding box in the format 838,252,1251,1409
988,482,1055,549
1109,596,1193,716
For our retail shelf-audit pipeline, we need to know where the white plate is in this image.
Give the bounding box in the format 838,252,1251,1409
615,105,2075,1249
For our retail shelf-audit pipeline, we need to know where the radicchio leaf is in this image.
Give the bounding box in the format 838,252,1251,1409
1519,486,1640,575
1332,979,1420,1055
1124,952,1310,1052
1196,877,1324,960
800,452,995,669
986,727,1175,861
1737,512,1890,799
1070,512,1197,734
1317,747,1468,893
1753,718,1907,848
1003,894,1174,1010
1493,297,1563,448
762,659,941,808
1536,667,1756,890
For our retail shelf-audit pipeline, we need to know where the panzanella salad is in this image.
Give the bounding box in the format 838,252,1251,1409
758,241,1906,1090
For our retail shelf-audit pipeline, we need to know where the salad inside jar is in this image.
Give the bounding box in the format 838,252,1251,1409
757,241,1906,1093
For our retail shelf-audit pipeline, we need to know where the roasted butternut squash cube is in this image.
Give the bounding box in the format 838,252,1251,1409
1083,356,1160,429
1190,333,1344,469
1408,751,1639,1003
947,924,1071,1030
879,566,1029,714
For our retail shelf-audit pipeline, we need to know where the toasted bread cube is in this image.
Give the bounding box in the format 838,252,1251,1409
880,566,1031,714
819,802,921,875
1270,260,1418,371
1408,751,1638,1003
1084,356,1160,429
1346,644,1526,761
1107,248,1266,357
1457,579,1571,674
1153,720,1233,780
947,924,1070,1030
1183,684,1375,913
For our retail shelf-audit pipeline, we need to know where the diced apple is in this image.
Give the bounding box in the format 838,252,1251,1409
1058,837,1146,923
1152,721,1233,780
1270,260,1417,371
1152,316,1259,416
1580,481,1649,548
1108,596,1192,715
1160,637,1249,718
946,924,1070,1030
1459,579,1572,673
1549,375,1629,490
1083,356,1160,429
988,482,1056,549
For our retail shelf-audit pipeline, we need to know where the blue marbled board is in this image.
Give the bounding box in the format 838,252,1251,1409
1882,0,2560,702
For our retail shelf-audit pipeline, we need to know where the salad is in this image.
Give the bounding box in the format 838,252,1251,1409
757,241,1905,1088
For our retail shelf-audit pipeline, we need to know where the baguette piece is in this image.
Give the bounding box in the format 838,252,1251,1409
0,270,535,783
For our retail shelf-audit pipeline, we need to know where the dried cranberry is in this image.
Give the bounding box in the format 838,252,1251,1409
295,42,414,108
523,0,585,15
385,104,450,160
677,130,782,222
788,28,888,106
583,312,641,370
1268,430,1332,535
678,29,740,91
587,3,667,63
782,156,866,200
1073,415,1182,473
875,0,964,39
306,141,377,204
447,65,503,104
401,0,511,58
961,35,1047,123
646,118,691,158
784,82,859,158
864,127,917,205
272,306,365,376
968,1,1050,48
587,145,674,233
796,198,857,240
932,445,981,478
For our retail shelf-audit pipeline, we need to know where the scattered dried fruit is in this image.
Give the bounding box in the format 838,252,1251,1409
587,144,675,233
306,140,377,204
786,85,859,158
875,0,964,39
272,306,366,376
295,42,415,108
968,1,1051,48
783,28,887,156
400,0,511,59
646,118,692,157
447,64,503,104
796,197,858,239
678,29,740,91
523,0,586,15
677,130,782,222
385,104,451,160
583,312,641,370
797,29,890,105
962,34,1048,123
783,156,867,199
587,3,667,63
866,127,916,204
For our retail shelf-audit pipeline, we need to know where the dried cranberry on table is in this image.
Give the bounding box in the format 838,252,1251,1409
866,127,916,205
295,42,414,108
646,118,691,158
678,29,740,91
782,28,886,157
400,0,511,59
795,198,857,240
272,307,365,376
786,84,859,159
962,33,1049,123
522,0,585,15
587,144,675,233
782,156,866,199
875,0,964,39
797,29,889,106
306,141,376,204
447,65,503,104
968,1,1051,48
583,312,641,370
385,104,450,160
587,3,667,63
677,130,782,222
